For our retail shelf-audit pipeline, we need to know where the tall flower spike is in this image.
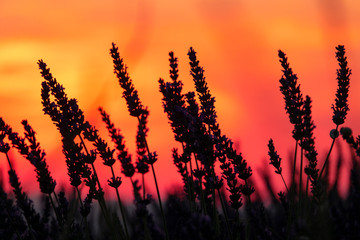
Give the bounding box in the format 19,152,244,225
0,118,10,154
301,96,319,184
136,108,149,157
39,60,85,138
268,138,289,192
278,50,304,141
300,96,316,152
111,43,168,240
61,136,88,187
136,109,150,174
188,47,217,127
268,139,282,175
38,60,108,201
169,51,179,82
4,121,55,192
83,121,116,167
219,158,243,210
159,51,189,143
99,107,136,178
110,43,145,117
332,45,351,126
21,120,56,194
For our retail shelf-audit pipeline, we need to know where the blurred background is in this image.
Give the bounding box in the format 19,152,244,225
1,0,360,202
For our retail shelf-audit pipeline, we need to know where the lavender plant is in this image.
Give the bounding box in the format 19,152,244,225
0,44,359,240
319,45,351,178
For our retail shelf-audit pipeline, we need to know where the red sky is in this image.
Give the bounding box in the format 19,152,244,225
1,0,360,201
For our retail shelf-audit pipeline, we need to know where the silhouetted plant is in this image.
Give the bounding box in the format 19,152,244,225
0,44,359,240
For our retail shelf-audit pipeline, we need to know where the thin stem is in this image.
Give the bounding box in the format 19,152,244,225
299,147,304,213
78,135,103,192
305,176,310,200
304,176,310,220
280,174,289,193
291,141,298,194
245,180,252,205
130,173,151,240
142,216,151,240
181,143,195,212
5,152,13,171
53,191,60,207
142,173,146,200
185,162,194,212
151,163,169,240
78,135,122,239
198,176,207,215
217,188,233,240
75,187,84,212
234,209,240,240
193,153,207,215
14,228,22,240
244,180,252,240
76,187,91,240
25,219,37,240
210,166,231,238
137,116,169,240
110,166,129,240
78,134,111,226
188,160,195,200
205,125,221,235
319,125,339,179
287,140,298,239
212,184,220,237
245,221,251,240
48,193,62,226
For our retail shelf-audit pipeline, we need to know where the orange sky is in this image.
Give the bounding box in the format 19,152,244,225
1,0,360,201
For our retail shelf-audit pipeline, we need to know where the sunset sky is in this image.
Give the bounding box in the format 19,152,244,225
1,0,360,201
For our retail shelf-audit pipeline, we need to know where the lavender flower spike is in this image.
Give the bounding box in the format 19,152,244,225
21,120,56,194
278,50,304,141
268,139,282,175
301,96,319,183
110,43,145,117
188,47,217,127
332,45,351,126
268,138,289,192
